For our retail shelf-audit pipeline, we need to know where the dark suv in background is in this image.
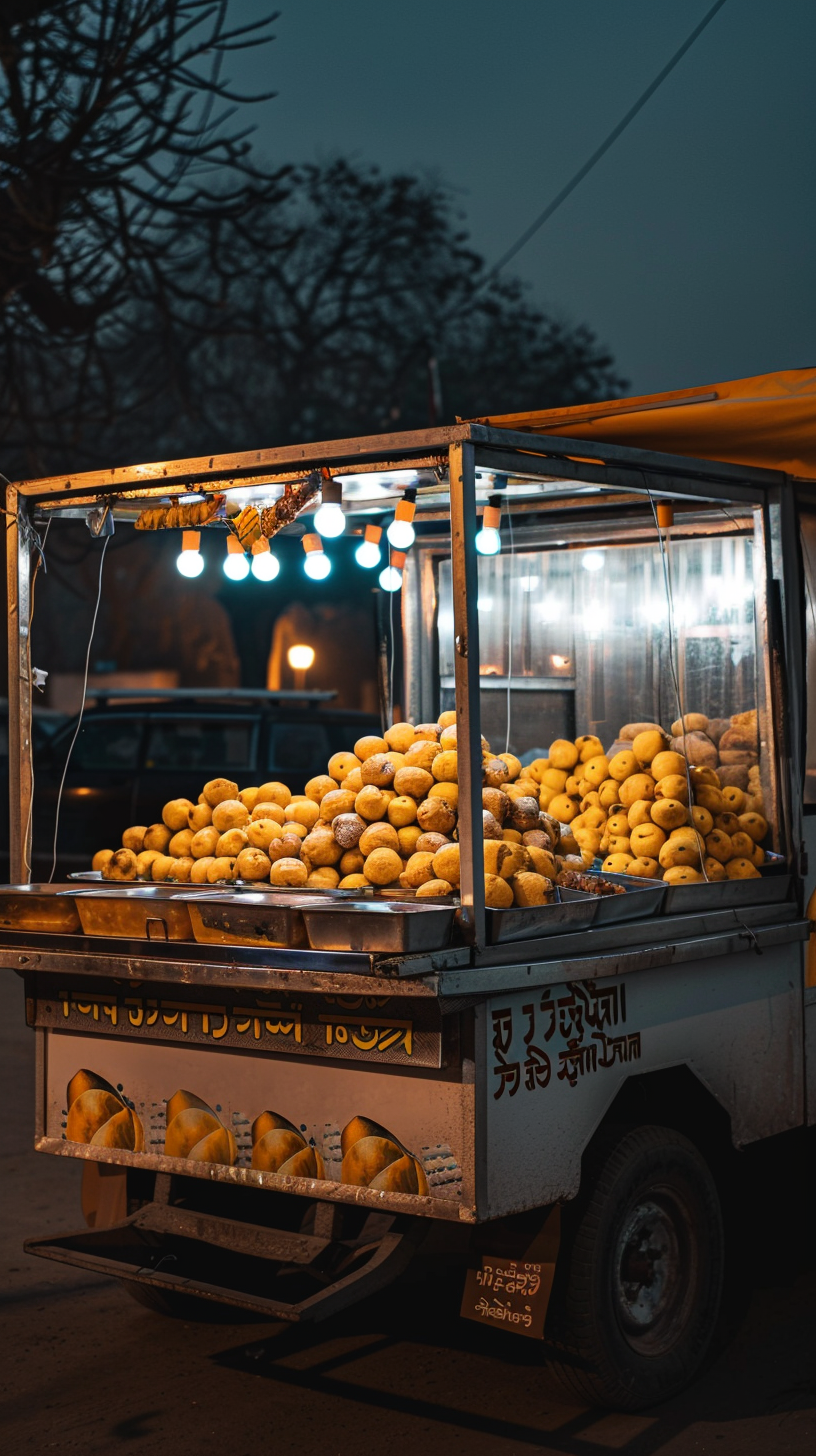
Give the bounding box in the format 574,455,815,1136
5,690,381,880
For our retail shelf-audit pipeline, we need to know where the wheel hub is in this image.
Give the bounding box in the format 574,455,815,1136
613,1196,691,1354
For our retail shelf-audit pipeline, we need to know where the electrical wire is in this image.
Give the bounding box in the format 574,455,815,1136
389,577,396,726
23,517,52,879
480,0,729,287
48,537,110,883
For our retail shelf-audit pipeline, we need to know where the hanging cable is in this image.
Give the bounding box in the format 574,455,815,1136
23,517,52,879
48,537,110,883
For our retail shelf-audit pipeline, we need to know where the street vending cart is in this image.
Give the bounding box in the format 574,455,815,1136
4,376,816,1410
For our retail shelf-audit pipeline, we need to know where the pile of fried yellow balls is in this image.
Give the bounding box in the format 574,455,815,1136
91,713,770,903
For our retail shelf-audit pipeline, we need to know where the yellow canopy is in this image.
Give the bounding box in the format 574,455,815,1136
473,368,816,480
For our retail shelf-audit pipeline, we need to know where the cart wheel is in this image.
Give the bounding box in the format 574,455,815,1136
545,1124,724,1411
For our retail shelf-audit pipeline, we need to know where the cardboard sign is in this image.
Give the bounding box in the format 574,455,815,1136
460,1257,555,1340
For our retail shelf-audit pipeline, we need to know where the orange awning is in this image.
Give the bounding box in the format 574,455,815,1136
472,368,816,480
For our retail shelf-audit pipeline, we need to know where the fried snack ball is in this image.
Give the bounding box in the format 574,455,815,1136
618,774,655,809
705,830,734,864
525,846,556,878
216,828,248,857
360,754,396,789
188,801,214,831
626,856,660,879
691,765,721,788
416,831,450,855
190,856,215,884
306,866,341,890
651,751,687,782
437,709,457,728
624,799,651,828
714,812,740,836
251,801,286,825
122,826,147,853
608,750,638,782
256,781,291,808
630,823,667,859
632,728,669,765
302,830,343,866
432,842,461,887
575,734,604,762
268,834,305,862
564,774,582,797
202,778,239,808
691,806,714,837
135,849,162,878
386,795,417,829
364,847,403,885
166,828,193,858
602,853,635,873
541,767,568,792
507,796,540,833
384,721,418,753
547,739,578,771
235,847,272,882
695,784,725,816
403,740,439,773
598,779,623,810
144,823,173,853
304,774,336,804
722,785,747,814
166,857,194,883
738,812,768,842
747,842,766,868
703,857,727,881
429,782,459,809
338,873,370,890
651,798,688,831
485,841,529,878
190,826,220,858
150,854,175,882
416,797,456,834
162,798,195,831
432,750,458,783
438,724,458,752
339,848,366,876
328,751,362,783
206,856,236,883
354,734,388,762
548,793,579,824
726,857,760,880
359,822,400,856
415,878,453,898
485,873,514,909
581,754,609,788
658,831,703,870
523,829,553,851
497,752,522,781
246,819,284,851
400,852,437,888
512,872,553,906
212,800,249,833
333,813,367,848
237,786,261,813
319,789,357,822
607,835,631,855
483,810,504,840
269,857,309,887
92,848,115,873
607,810,629,837
483,757,510,789
354,785,391,822
729,831,755,859
663,865,704,884
101,847,138,881
341,768,364,793
394,765,434,799
397,825,422,857
671,712,709,736
482,787,510,822
503,829,523,844
655,774,689,804
282,798,319,830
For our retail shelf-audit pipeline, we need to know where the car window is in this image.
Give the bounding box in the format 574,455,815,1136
267,721,330,775
145,717,256,773
61,717,142,771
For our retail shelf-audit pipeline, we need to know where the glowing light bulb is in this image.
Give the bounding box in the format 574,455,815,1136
313,501,345,538
304,550,331,580
251,550,280,581
223,551,249,581
379,565,402,592
177,549,204,578
581,549,605,572
356,539,381,568
287,644,315,671
386,517,415,550
475,526,500,555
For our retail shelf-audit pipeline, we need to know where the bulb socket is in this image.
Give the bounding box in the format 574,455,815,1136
251,536,270,555
364,523,382,544
303,532,323,554
181,531,200,553
390,550,407,570
227,535,245,555
482,505,501,530
318,474,342,508
656,503,674,529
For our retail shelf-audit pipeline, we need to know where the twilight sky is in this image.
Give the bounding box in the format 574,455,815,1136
238,0,815,396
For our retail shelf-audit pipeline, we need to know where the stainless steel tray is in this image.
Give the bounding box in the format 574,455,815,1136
0,884,81,934
188,891,309,948
72,885,196,941
301,900,457,954
559,873,666,924
660,868,793,915
486,891,599,944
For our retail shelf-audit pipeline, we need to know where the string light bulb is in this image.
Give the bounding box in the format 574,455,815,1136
313,474,345,538
581,549,605,572
475,494,502,555
223,534,249,580
356,523,383,568
303,532,331,580
379,550,405,593
250,537,280,581
386,487,417,549
176,530,204,578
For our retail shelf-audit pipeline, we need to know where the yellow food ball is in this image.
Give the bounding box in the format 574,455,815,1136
602,853,635,873
737,812,768,843
256,781,292,808
338,874,371,890
363,847,403,885
437,710,457,728
251,801,286,825
662,865,704,884
484,872,514,909
387,795,418,828
237,786,261,813
92,849,115,873
432,750,458,783
211,799,249,833
359,821,400,856
397,825,423,857
651,751,687,782
246,819,284,851
339,848,366,876
189,857,215,883
328,751,362,783
549,739,579,770
691,805,714,837
548,793,579,824
190,826,220,858
306,866,341,890
626,857,660,879
284,798,320,829
651,798,688,831
632,729,668,765
162,798,195,831
216,828,248,857
187,802,214,831
384,722,420,753
202,778,239,808
144,823,173,852
354,734,389,762
269,857,309,887
608,750,638,782
575,734,604,762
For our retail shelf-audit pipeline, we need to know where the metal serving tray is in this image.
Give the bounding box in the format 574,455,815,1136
0,884,81,934
660,865,793,916
559,873,666,925
73,886,196,942
188,891,309,949
300,900,457,954
486,891,599,945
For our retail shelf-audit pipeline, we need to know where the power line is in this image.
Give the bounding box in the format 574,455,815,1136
482,0,729,287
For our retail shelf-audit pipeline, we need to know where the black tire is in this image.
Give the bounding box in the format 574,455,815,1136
545,1124,724,1411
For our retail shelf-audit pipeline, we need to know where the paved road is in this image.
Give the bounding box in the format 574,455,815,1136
2,971,814,1455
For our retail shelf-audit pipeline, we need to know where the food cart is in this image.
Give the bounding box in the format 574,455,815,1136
4,371,816,1411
